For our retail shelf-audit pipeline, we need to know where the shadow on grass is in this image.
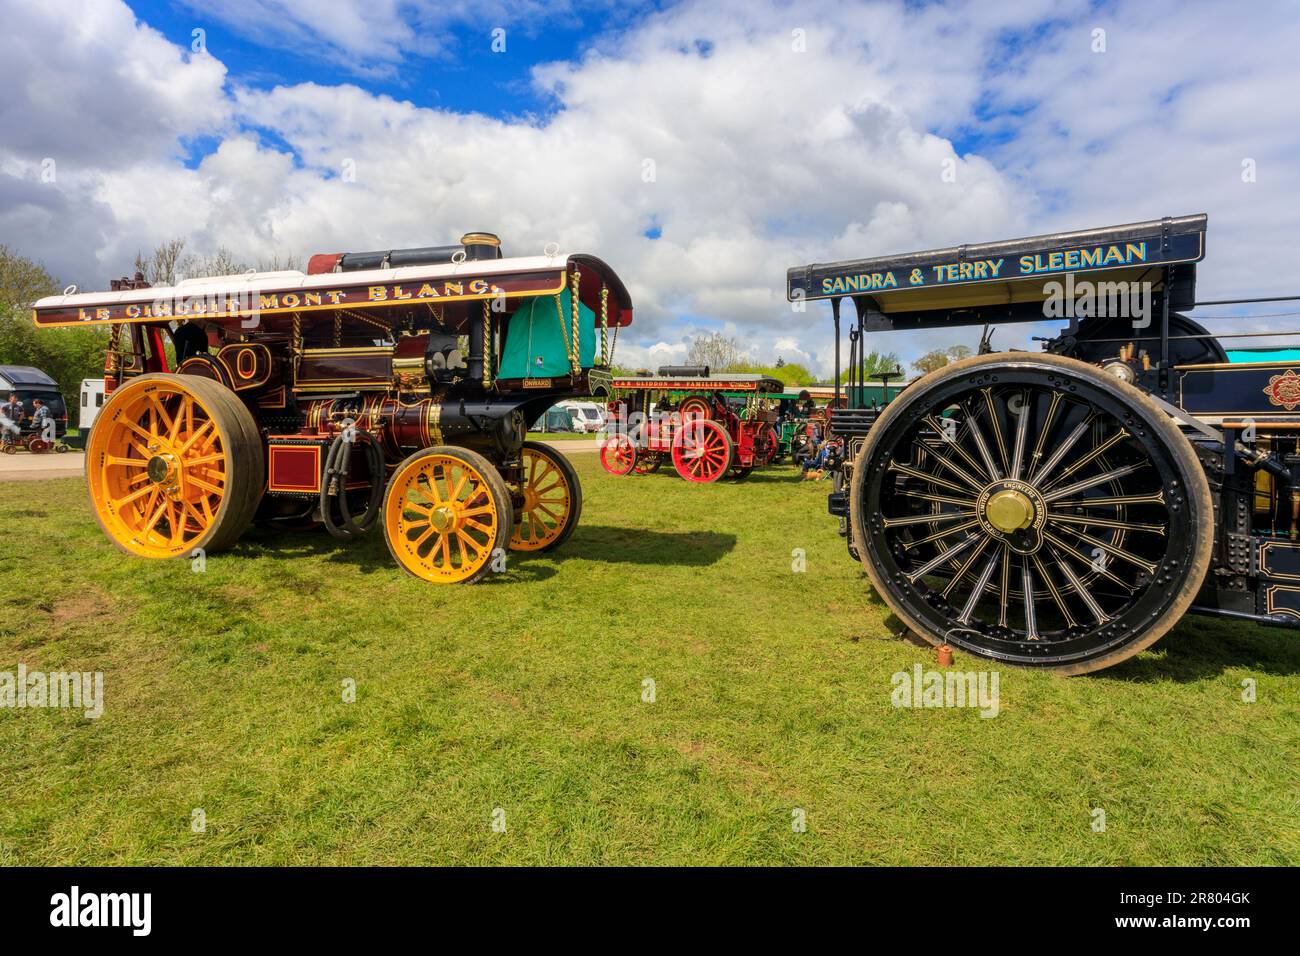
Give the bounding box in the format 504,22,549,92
238,522,735,574
569,524,735,566
863,585,1300,681
1104,616,1300,682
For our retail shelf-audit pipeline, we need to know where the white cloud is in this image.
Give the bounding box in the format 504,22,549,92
4,0,1300,376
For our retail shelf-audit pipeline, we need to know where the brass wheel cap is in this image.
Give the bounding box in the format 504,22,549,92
985,489,1034,532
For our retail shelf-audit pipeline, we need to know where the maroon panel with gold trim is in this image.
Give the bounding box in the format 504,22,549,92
295,347,394,392
218,343,274,391
267,440,323,496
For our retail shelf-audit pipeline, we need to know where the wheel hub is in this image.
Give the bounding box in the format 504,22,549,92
429,505,456,532
985,488,1034,532
147,453,177,485
976,478,1046,553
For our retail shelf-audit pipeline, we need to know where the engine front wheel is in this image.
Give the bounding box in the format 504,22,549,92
849,352,1213,675
383,446,513,584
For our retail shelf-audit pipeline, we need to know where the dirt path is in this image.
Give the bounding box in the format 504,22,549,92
0,440,599,484
0,451,84,481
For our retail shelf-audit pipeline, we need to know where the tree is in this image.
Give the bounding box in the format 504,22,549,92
0,246,108,405
135,237,302,286
134,237,187,286
861,350,903,377
912,344,972,375
729,361,813,386
686,331,748,371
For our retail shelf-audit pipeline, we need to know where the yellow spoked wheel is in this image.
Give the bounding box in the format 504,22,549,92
383,446,513,583
509,440,582,552
85,373,263,558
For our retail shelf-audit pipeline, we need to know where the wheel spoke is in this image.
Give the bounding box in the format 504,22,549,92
981,388,1011,476
1051,546,1110,624
917,437,985,490
888,460,969,496
1031,553,1078,629
1041,462,1147,503
1031,414,1094,487
906,533,980,583
894,489,978,509
1021,558,1039,640
1026,392,1063,481
882,509,975,529
1040,429,1130,492
962,401,1004,480
1050,491,1165,509
1047,512,1166,535
1053,525,1158,576
942,537,990,599
997,544,1011,628
908,518,981,549
957,547,1002,624
923,415,992,483
1042,531,1137,593
1008,390,1031,480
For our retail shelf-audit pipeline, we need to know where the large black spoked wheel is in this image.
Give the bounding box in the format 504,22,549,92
849,352,1213,675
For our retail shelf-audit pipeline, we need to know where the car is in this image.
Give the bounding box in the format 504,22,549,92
0,365,69,437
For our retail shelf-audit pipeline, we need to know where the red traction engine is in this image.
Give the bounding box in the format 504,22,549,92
599,367,783,483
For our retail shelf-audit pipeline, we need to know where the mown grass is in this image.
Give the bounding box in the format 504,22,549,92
526,431,594,441
0,458,1296,866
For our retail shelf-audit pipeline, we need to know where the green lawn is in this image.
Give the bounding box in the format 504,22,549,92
0,459,1296,866
526,431,596,441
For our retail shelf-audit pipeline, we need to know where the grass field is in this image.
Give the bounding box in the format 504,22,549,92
0,457,1296,866
525,431,595,441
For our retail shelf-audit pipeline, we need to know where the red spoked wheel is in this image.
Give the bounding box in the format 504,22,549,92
756,425,778,465
678,396,713,421
672,419,734,483
25,436,52,454
599,434,638,476
633,451,664,474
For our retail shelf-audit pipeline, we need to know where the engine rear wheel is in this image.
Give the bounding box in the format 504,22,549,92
849,352,1213,675
509,441,582,552
85,373,263,558
672,418,734,483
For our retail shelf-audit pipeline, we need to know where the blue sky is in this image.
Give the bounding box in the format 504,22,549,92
134,1,609,166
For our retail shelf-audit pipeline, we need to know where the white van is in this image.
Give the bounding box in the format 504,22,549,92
80,378,106,431
559,401,606,434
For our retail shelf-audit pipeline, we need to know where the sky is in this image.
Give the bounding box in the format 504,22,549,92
2,0,1299,374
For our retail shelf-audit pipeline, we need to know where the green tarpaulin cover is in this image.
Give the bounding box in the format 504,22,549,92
499,290,597,378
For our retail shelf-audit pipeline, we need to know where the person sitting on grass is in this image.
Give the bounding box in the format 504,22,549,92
801,438,841,480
